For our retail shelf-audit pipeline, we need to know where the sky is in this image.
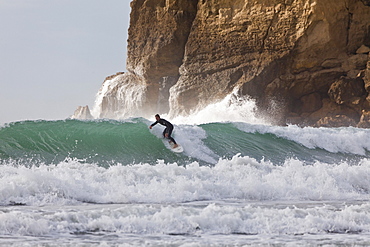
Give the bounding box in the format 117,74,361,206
0,1,131,124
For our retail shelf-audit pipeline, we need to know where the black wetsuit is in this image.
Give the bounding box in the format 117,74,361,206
150,118,177,144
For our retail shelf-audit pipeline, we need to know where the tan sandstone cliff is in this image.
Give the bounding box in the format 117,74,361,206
94,0,370,127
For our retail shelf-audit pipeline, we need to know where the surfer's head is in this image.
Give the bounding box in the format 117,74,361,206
155,114,160,121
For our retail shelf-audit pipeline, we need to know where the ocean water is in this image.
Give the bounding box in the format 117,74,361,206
1,115,370,246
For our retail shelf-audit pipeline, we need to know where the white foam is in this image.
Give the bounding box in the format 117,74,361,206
149,119,218,163
1,157,370,242
170,93,266,125
1,156,370,207
235,123,370,155
173,125,218,163
1,199,370,238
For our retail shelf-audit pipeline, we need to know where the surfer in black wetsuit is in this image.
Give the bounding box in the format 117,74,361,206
149,114,178,148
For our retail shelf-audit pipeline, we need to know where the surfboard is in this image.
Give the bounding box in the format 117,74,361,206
163,140,184,153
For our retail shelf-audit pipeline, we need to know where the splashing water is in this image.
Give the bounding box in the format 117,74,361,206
171,93,266,125
91,74,268,125
92,73,147,119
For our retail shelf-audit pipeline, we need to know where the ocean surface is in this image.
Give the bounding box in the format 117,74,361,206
1,116,370,246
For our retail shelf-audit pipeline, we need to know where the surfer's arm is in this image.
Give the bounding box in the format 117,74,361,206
149,121,158,129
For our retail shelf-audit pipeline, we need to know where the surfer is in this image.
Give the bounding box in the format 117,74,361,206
149,114,178,148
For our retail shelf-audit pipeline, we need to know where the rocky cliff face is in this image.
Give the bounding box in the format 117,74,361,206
95,0,370,127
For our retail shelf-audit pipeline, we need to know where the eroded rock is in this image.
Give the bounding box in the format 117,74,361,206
93,0,370,127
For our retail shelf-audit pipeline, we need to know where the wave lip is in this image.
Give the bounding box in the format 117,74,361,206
236,123,370,156
1,119,370,166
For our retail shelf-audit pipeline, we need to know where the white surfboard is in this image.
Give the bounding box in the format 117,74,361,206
163,140,184,153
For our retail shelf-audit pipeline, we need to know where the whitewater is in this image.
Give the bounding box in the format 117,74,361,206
1,96,370,246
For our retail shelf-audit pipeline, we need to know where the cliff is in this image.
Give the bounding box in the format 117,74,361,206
94,0,370,127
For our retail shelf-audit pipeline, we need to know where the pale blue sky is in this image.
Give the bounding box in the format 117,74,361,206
0,1,131,124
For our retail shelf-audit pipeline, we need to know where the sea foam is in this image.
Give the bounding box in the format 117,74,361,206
1,155,370,207
235,123,370,155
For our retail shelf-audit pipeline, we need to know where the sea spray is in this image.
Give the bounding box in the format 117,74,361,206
92,73,147,119
171,93,265,125
92,74,267,126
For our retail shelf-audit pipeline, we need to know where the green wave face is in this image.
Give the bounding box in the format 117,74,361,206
0,119,368,167
0,119,184,166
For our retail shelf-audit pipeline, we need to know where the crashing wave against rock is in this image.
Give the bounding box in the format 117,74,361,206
81,0,370,127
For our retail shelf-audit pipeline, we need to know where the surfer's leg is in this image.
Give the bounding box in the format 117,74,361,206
169,136,178,148
168,136,177,145
166,127,177,145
